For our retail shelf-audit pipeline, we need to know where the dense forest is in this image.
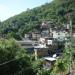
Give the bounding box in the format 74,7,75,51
0,0,75,40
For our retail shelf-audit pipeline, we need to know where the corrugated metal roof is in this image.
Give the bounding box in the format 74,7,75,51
44,57,56,61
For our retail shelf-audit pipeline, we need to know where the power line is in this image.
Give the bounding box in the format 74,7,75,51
0,56,25,66
0,58,16,66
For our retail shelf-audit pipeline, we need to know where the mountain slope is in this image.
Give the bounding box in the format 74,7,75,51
0,0,75,40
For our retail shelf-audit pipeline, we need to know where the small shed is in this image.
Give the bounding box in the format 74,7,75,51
43,57,57,70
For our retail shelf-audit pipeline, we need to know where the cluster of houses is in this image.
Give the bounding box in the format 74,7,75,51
17,21,71,69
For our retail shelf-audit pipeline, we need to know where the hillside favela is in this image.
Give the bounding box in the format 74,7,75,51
0,0,75,75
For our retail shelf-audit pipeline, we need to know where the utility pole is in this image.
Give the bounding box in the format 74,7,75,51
68,18,73,75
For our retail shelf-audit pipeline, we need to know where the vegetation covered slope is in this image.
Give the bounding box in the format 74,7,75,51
0,38,35,75
0,0,75,40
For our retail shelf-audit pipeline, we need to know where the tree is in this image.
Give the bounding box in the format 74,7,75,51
0,38,35,75
7,32,22,40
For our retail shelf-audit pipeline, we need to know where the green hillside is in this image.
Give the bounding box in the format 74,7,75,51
0,0,75,40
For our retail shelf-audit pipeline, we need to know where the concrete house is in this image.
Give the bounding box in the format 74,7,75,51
16,39,35,53
31,30,41,40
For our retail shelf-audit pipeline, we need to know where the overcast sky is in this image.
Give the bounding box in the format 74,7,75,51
0,0,53,21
